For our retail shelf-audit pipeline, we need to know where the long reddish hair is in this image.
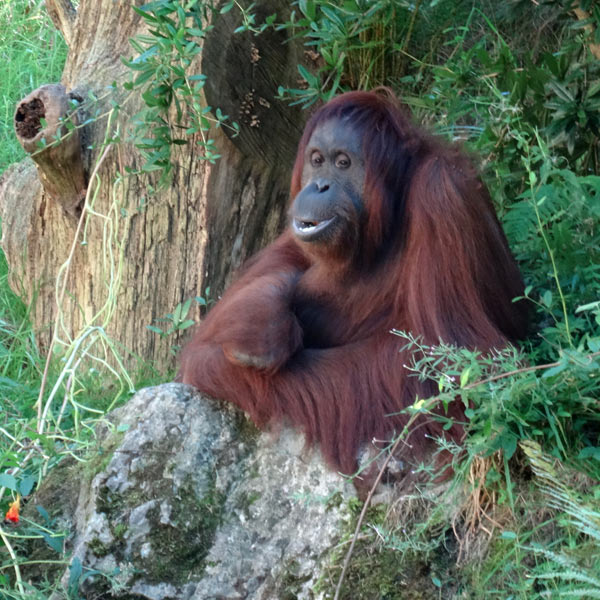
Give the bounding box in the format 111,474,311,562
179,90,528,478
292,90,526,347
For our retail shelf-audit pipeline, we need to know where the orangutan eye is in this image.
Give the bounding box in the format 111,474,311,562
335,153,351,169
311,151,324,167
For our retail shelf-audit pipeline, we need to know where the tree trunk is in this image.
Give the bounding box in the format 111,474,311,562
0,0,309,371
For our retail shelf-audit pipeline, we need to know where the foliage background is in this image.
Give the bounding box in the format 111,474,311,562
1,0,600,598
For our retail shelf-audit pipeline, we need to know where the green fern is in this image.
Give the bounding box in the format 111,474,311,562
521,441,600,598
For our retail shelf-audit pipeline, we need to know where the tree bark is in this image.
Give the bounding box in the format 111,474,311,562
14,84,86,216
45,0,76,47
0,0,309,371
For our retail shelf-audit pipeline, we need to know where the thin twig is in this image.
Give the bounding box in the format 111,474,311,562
333,348,600,597
464,351,600,391
333,406,429,600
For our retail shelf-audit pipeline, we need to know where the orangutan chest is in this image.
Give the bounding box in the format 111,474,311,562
291,290,346,349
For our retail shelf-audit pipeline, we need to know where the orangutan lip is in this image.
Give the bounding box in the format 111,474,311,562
292,216,335,239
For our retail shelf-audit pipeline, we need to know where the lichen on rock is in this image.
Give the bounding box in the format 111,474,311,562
26,383,355,599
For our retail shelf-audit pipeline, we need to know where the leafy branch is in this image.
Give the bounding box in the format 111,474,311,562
123,0,240,182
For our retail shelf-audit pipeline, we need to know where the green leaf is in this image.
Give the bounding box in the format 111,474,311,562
320,5,344,30
141,162,167,172
180,298,192,319
587,80,600,99
501,435,517,459
146,325,164,335
187,27,207,36
297,64,317,87
438,375,445,393
36,505,51,523
68,557,83,593
529,171,537,186
578,446,600,460
19,474,36,497
576,300,600,313
132,5,159,21
299,0,315,21
460,367,471,388
542,290,552,307
42,532,65,554
176,4,185,25
542,360,567,378
548,81,575,103
588,338,600,353
173,302,183,323
134,68,158,87
0,473,18,492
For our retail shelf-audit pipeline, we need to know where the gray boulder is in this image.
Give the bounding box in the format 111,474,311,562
35,383,355,599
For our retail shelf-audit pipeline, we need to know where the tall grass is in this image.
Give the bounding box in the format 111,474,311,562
0,0,67,175
0,0,64,454
0,0,66,438
0,5,66,594
0,6,136,595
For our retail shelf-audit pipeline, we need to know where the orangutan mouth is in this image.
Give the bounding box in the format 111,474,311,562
292,216,335,240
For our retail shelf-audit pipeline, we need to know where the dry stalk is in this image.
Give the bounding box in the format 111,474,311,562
35,142,114,434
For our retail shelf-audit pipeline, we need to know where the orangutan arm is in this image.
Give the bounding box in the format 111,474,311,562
189,232,310,372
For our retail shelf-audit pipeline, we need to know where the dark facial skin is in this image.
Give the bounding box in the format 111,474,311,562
290,117,366,249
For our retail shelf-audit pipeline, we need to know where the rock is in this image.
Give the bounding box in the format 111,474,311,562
32,383,355,599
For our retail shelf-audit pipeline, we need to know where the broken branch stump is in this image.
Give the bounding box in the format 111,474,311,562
14,84,86,217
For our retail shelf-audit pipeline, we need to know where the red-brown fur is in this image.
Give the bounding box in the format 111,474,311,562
178,90,528,476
